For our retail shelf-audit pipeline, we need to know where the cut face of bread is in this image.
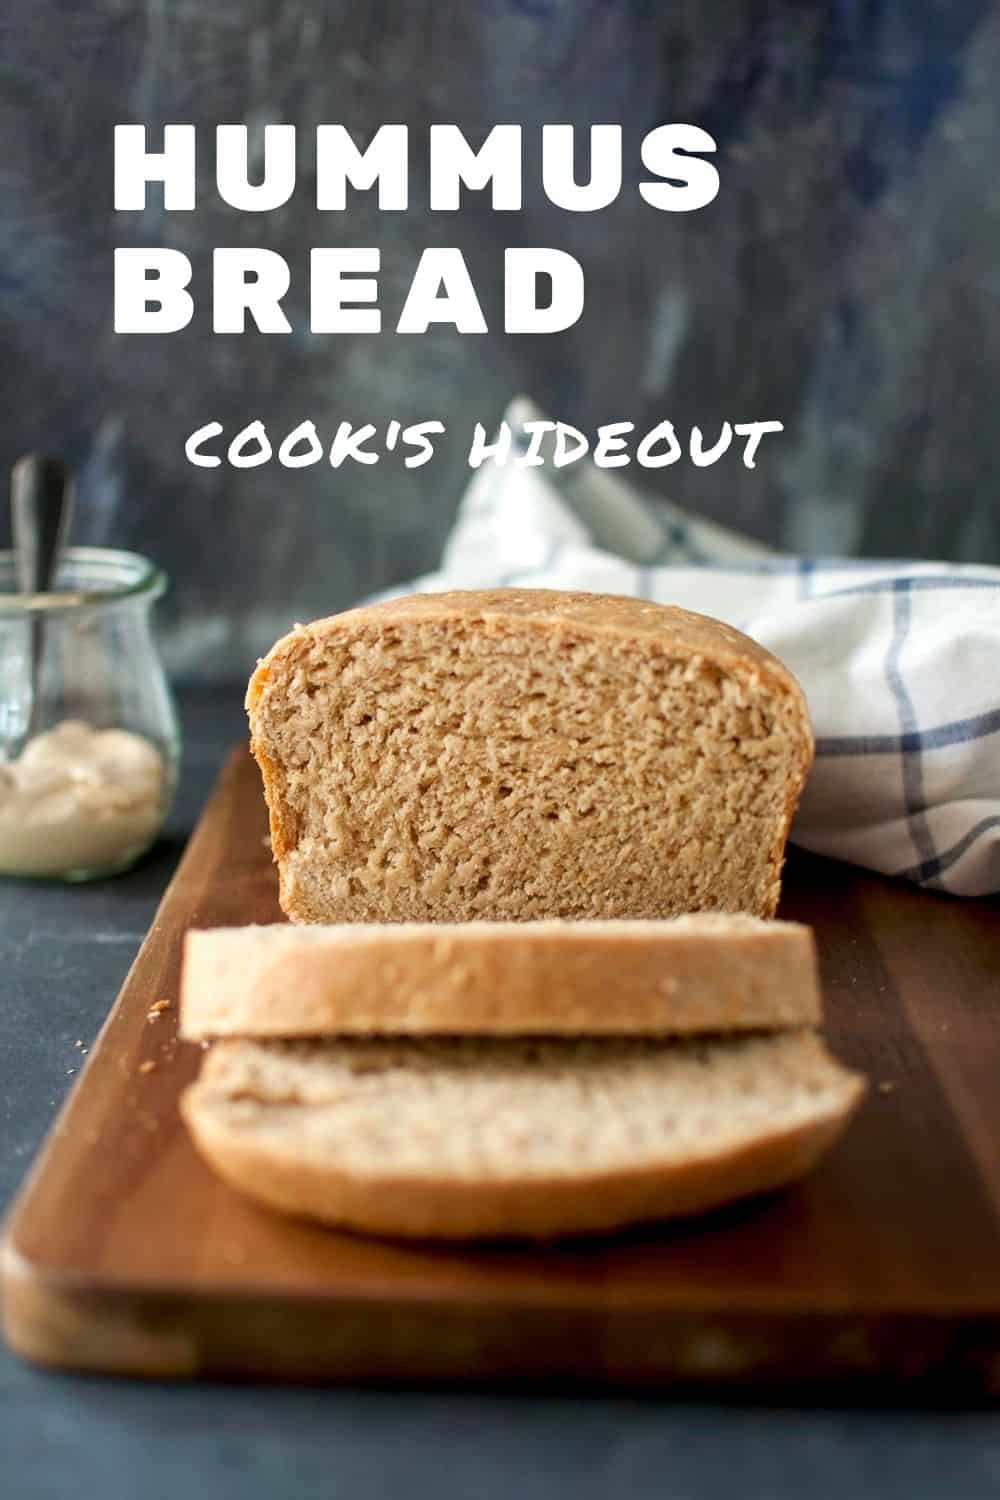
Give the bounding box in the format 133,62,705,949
181,1031,863,1240
246,589,814,923
180,915,821,1040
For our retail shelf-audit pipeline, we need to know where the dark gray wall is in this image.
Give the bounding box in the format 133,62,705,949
1,0,997,678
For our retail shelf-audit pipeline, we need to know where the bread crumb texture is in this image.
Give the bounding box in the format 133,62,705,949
247,590,813,923
179,915,821,1039
182,1031,863,1238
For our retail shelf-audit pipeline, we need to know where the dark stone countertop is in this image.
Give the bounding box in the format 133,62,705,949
3,687,1000,1500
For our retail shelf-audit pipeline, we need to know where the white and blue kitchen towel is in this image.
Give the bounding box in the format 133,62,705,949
391,397,1000,897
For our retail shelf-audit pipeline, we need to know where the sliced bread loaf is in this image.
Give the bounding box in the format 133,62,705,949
180,915,821,1039
246,589,813,924
181,1030,863,1239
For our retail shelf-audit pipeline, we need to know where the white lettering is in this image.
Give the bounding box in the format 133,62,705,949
114,249,193,332
542,125,622,211
216,125,296,211
316,125,409,210
213,249,292,333
310,248,381,333
397,248,487,333
504,248,584,333
639,125,719,212
114,125,195,211
429,125,522,210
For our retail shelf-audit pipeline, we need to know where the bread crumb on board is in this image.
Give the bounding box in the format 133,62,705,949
138,1060,157,1074
147,998,171,1020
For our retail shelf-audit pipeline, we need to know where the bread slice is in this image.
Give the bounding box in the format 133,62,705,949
246,589,813,924
179,915,821,1040
181,1030,863,1240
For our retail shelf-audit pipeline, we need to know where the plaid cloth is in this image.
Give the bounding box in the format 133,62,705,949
389,397,1000,897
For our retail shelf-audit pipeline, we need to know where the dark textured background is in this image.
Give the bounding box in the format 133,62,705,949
0,0,997,678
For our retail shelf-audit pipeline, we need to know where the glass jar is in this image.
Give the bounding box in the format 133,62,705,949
0,547,180,880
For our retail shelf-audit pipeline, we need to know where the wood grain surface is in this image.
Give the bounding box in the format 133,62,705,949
3,748,1000,1393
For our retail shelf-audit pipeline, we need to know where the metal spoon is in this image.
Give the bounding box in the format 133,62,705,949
11,455,74,739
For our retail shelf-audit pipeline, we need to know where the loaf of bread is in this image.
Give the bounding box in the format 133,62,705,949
181,1030,863,1240
180,915,821,1039
247,589,813,923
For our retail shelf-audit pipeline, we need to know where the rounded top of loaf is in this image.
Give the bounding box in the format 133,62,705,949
247,588,809,722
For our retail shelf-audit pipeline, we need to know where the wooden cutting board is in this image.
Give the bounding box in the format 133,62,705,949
4,748,1000,1394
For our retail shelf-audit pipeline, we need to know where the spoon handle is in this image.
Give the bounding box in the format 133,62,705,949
12,456,73,596
10,455,74,743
